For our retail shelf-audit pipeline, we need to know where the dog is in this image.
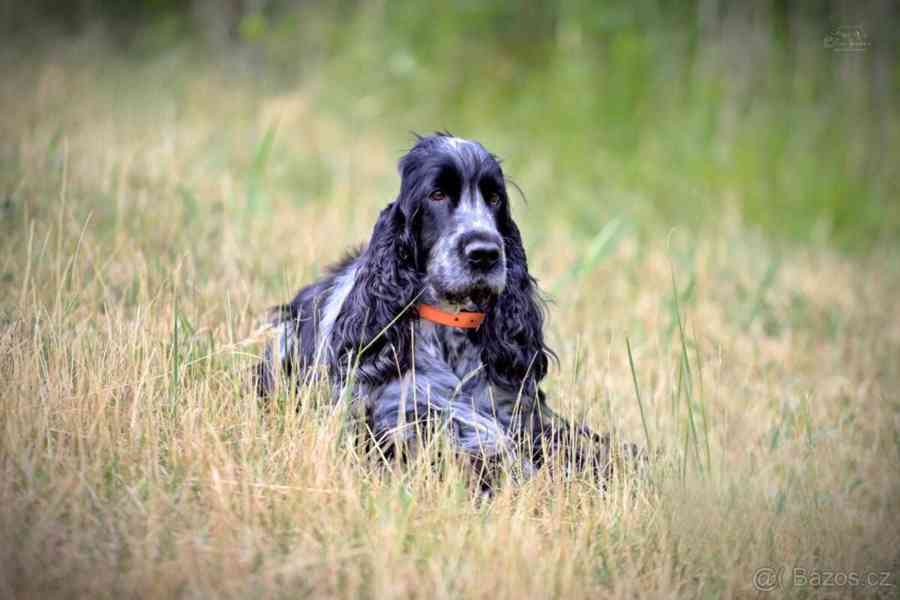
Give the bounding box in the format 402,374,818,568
255,133,631,483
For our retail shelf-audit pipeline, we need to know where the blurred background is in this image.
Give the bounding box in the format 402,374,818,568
2,0,897,253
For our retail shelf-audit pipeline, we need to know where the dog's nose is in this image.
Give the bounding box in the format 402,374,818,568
464,240,501,271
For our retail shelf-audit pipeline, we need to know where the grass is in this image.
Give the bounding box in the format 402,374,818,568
2,34,900,599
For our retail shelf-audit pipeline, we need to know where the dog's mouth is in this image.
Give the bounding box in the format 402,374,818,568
432,278,504,311
445,286,495,310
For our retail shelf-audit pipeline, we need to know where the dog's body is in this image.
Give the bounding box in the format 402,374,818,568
256,133,621,478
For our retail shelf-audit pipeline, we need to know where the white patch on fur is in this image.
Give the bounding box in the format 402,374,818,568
444,136,466,151
314,261,360,366
273,322,293,366
458,191,495,231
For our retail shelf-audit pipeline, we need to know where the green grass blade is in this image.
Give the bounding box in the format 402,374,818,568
626,337,652,457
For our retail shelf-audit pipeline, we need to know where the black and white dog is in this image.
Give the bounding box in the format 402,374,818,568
256,133,629,480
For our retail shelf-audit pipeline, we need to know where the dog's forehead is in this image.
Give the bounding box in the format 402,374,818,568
440,135,477,153
437,136,493,168
403,135,498,175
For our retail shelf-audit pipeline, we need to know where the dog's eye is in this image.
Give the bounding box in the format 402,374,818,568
487,193,501,206
430,190,446,202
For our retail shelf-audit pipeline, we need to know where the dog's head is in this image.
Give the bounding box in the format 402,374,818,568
394,133,511,308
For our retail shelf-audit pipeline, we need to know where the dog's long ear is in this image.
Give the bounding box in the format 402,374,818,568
480,219,552,396
328,201,420,384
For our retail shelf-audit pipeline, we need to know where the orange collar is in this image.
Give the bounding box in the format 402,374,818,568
417,304,485,329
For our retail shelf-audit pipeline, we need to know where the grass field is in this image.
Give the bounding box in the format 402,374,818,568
2,31,900,599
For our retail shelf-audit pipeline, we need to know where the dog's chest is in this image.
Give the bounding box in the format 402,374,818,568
365,321,527,432
416,323,483,384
